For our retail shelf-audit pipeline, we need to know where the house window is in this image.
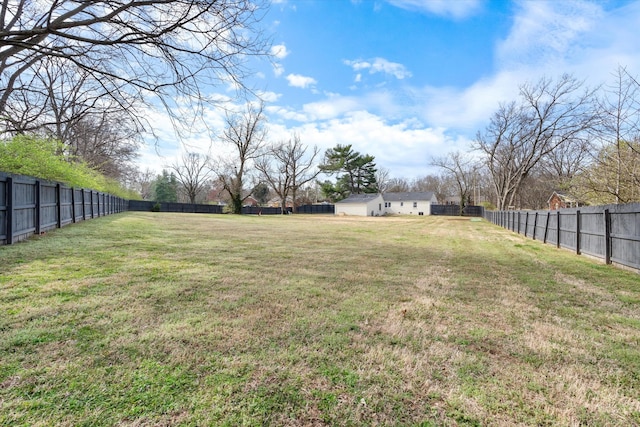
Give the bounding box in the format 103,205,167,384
413,202,417,208
379,203,382,211
400,202,404,207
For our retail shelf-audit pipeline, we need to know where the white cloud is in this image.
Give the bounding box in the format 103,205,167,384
270,43,289,59
268,110,461,178
270,44,289,77
414,1,640,133
496,1,601,71
273,63,285,77
386,0,482,19
345,57,412,80
286,73,317,89
257,91,281,103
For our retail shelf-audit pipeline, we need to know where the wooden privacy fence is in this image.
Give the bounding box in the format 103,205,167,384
0,172,127,246
128,200,225,214
128,201,335,215
431,204,484,217
484,203,640,272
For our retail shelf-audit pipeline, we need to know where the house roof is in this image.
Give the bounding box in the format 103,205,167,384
382,191,436,202
547,191,582,204
336,193,382,204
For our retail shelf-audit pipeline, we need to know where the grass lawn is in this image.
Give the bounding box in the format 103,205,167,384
1,212,639,426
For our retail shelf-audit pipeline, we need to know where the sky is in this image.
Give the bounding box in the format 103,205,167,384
137,0,640,181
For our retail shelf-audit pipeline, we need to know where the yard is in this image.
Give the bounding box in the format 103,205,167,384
0,212,638,426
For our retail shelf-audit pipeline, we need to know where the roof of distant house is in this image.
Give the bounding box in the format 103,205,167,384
336,193,382,203
382,191,436,201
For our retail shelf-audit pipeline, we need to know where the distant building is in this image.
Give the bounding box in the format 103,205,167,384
548,191,586,210
335,193,384,216
334,192,438,216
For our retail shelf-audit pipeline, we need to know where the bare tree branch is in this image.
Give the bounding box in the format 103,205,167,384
1,0,270,135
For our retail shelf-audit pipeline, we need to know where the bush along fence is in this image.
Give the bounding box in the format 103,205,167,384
484,203,640,272
0,172,127,246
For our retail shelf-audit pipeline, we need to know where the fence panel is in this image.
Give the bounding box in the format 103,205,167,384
296,204,335,214
13,177,37,242
127,200,225,214
60,186,74,226
83,189,92,219
40,182,58,231
0,172,126,246
610,204,640,270
431,205,484,216
579,209,606,259
74,188,84,222
558,211,577,252
484,203,640,272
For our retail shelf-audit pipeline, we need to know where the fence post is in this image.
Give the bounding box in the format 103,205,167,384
543,212,550,243
556,211,561,249
604,209,611,264
576,210,581,255
532,212,538,240
35,180,41,236
6,176,13,245
517,212,521,234
81,189,86,220
71,187,76,223
56,183,62,229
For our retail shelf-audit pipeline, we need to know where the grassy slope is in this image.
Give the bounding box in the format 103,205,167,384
0,212,638,426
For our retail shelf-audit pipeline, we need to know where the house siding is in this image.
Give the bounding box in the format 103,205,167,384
383,193,437,216
335,194,384,216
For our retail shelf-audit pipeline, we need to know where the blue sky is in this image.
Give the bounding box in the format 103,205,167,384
140,0,640,180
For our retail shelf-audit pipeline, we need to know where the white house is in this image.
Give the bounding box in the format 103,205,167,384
334,192,438,216
335,193,385,216
382,192,438,216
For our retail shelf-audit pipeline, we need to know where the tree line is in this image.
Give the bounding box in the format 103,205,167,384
434,68,640,211
137,102,383,214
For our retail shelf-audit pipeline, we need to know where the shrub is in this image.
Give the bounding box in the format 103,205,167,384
0,135,136,199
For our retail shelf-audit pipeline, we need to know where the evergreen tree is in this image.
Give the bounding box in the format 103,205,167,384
153,170,179,202
319,144,378,201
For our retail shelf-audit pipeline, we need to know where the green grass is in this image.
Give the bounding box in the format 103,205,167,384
1,212,639,426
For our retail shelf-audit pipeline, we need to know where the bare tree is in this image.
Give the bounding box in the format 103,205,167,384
385,177,410,193
0,0,269,132
129,168,156,200
256,133,321,214
169,152,213,204
583,66,640,203
375,167,391,193
476,74,597,210
217,102,267,214
431,151,478,215
1,56,141,181
411,175,450,203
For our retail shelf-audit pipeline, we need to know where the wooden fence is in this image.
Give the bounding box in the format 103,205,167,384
0,172,127,246
484,204,640,272
128,201,335,215
431,204,484,217
128,200,225,214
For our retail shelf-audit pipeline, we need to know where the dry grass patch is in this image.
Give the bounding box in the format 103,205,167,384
1,212,639,426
